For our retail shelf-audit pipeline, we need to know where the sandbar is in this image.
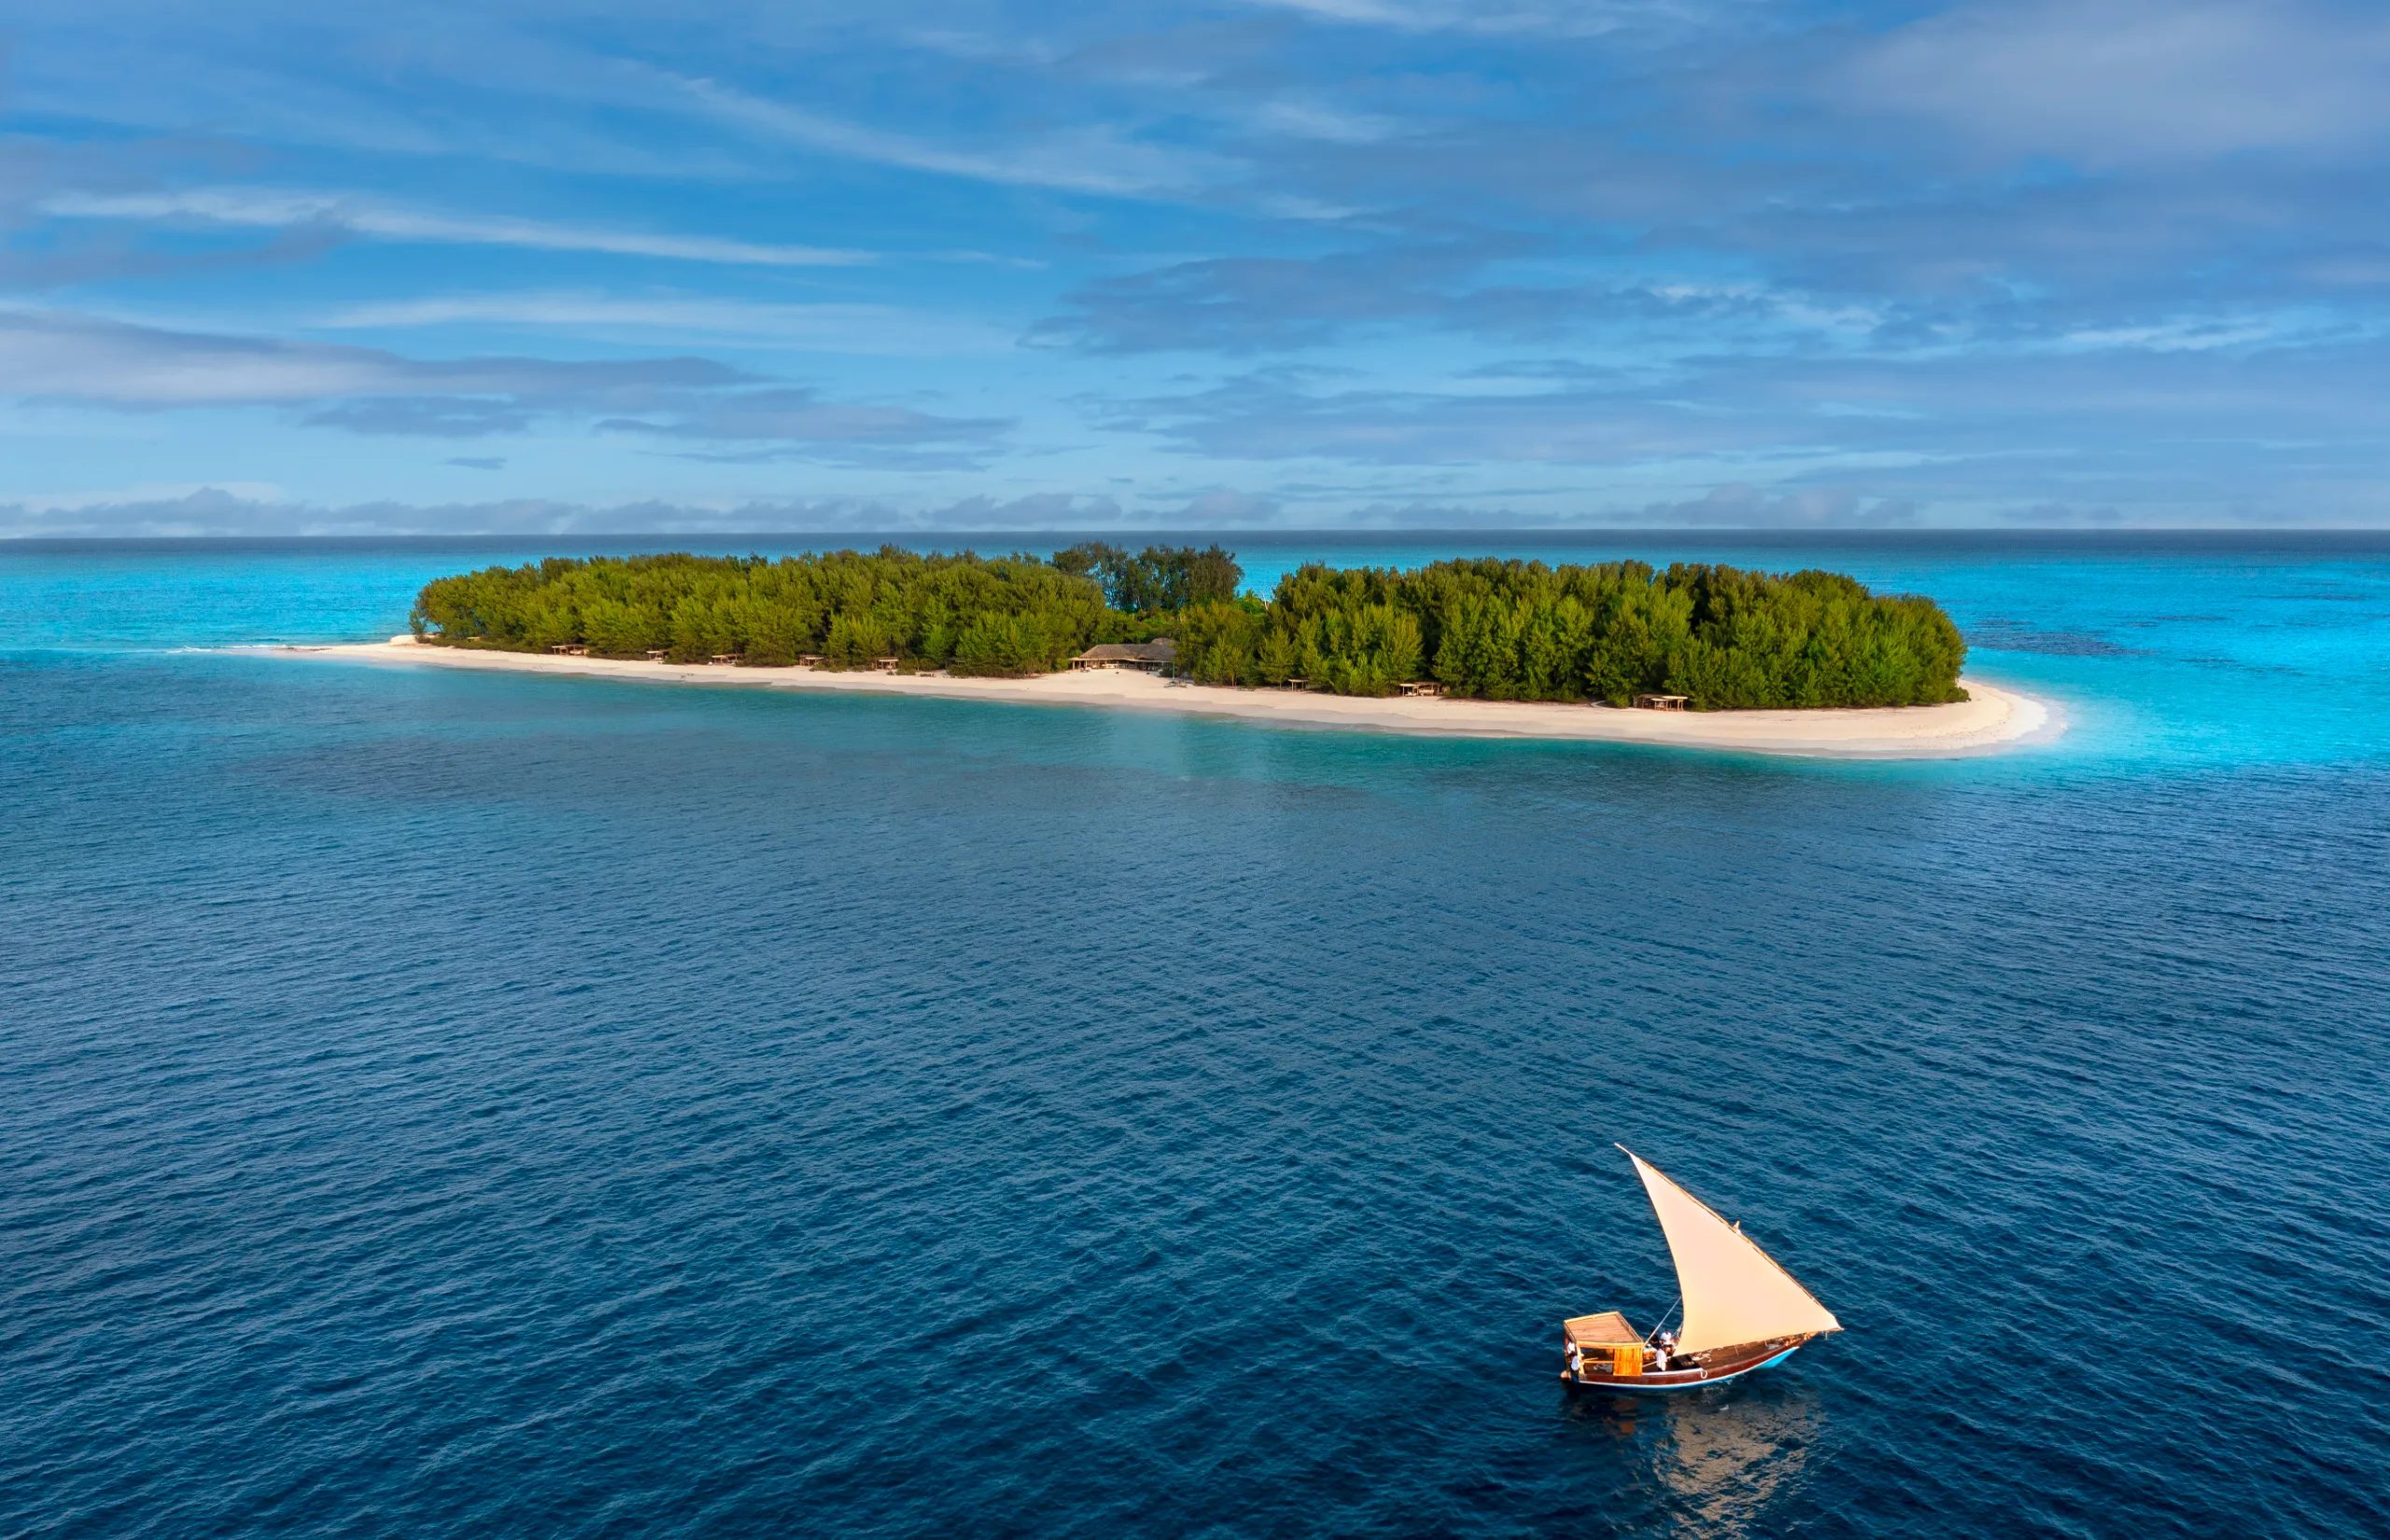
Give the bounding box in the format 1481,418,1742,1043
284,637,2058,759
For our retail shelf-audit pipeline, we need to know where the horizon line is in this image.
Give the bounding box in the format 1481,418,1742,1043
10,526,2390,547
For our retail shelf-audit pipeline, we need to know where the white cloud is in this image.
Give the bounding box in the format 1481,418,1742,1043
1249,100,1402,145
41,189,869,267
0,308,1005,455
669,76,1231,199
11,480,287,513
0,307,448,404
0,306,741,418
1237,0,1694,35
1850,0,2390,164
316,292,1013,355
0,490,1145,539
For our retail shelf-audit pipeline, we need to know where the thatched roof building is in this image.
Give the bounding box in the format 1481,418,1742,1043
1069,640,1177,673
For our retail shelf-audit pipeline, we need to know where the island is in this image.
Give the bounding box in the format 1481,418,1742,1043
292,545,2056,757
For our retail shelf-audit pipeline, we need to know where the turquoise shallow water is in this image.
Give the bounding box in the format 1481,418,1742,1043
9,531,2390,767
4,534,2388,1537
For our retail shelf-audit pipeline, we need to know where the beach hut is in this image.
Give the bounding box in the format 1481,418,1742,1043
1396,680,1444,697
1068,640,1178,673
871,655,901,673
645,649,668,662
797,654,822,667
549,643,588,656
1634,693,1690,711
709,652,744,666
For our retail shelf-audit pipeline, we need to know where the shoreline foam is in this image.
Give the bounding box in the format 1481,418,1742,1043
283,637,2058,759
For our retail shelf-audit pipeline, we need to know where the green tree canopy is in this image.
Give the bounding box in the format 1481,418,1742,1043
1169,558,1965,707
411,547,1146,675
413,549,1964,708
1048,542,1244,613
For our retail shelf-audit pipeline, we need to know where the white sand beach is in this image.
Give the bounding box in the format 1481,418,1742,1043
288,637,2057,759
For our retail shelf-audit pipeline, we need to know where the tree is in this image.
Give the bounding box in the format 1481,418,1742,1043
1047,542,1244,613
412,549,1962,708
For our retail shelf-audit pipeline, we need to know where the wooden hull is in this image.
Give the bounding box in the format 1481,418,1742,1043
1562,1335,1814,1393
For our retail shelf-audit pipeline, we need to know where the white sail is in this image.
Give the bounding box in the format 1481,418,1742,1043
1624,1149,1842,1355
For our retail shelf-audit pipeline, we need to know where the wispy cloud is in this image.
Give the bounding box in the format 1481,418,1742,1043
0,309,1005,455
1246,100,1402,145
1237,0,1725,37
0,308,750,410
0,488,1138,539
1108,368,1793,466
42,189,869,267
598,387,1011,467
7,480,288,515
318,292,1009,355
1032,246,1506,352
1847,0,2390,165
1029,244,1823,354
6,2,2390,526
669,75,1231,199
1099,339,2390,526
1630,485,1920,528
598,387,1006,444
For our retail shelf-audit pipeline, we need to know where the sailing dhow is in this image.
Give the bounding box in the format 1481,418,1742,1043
1562,1146,1842,1392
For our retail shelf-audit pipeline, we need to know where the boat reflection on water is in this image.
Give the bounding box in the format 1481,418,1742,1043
1562,1380,1821,1536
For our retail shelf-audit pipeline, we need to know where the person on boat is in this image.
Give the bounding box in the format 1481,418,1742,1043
1652,1330,1677,1371
1567,1340,1583,1379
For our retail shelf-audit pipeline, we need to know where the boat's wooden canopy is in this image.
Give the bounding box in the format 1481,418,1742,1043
1563,1311,1641,1348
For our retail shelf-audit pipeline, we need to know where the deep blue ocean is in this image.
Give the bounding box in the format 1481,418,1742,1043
5,533,2387,1538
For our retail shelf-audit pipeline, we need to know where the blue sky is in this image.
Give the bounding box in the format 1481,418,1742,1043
3,0,2387,533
